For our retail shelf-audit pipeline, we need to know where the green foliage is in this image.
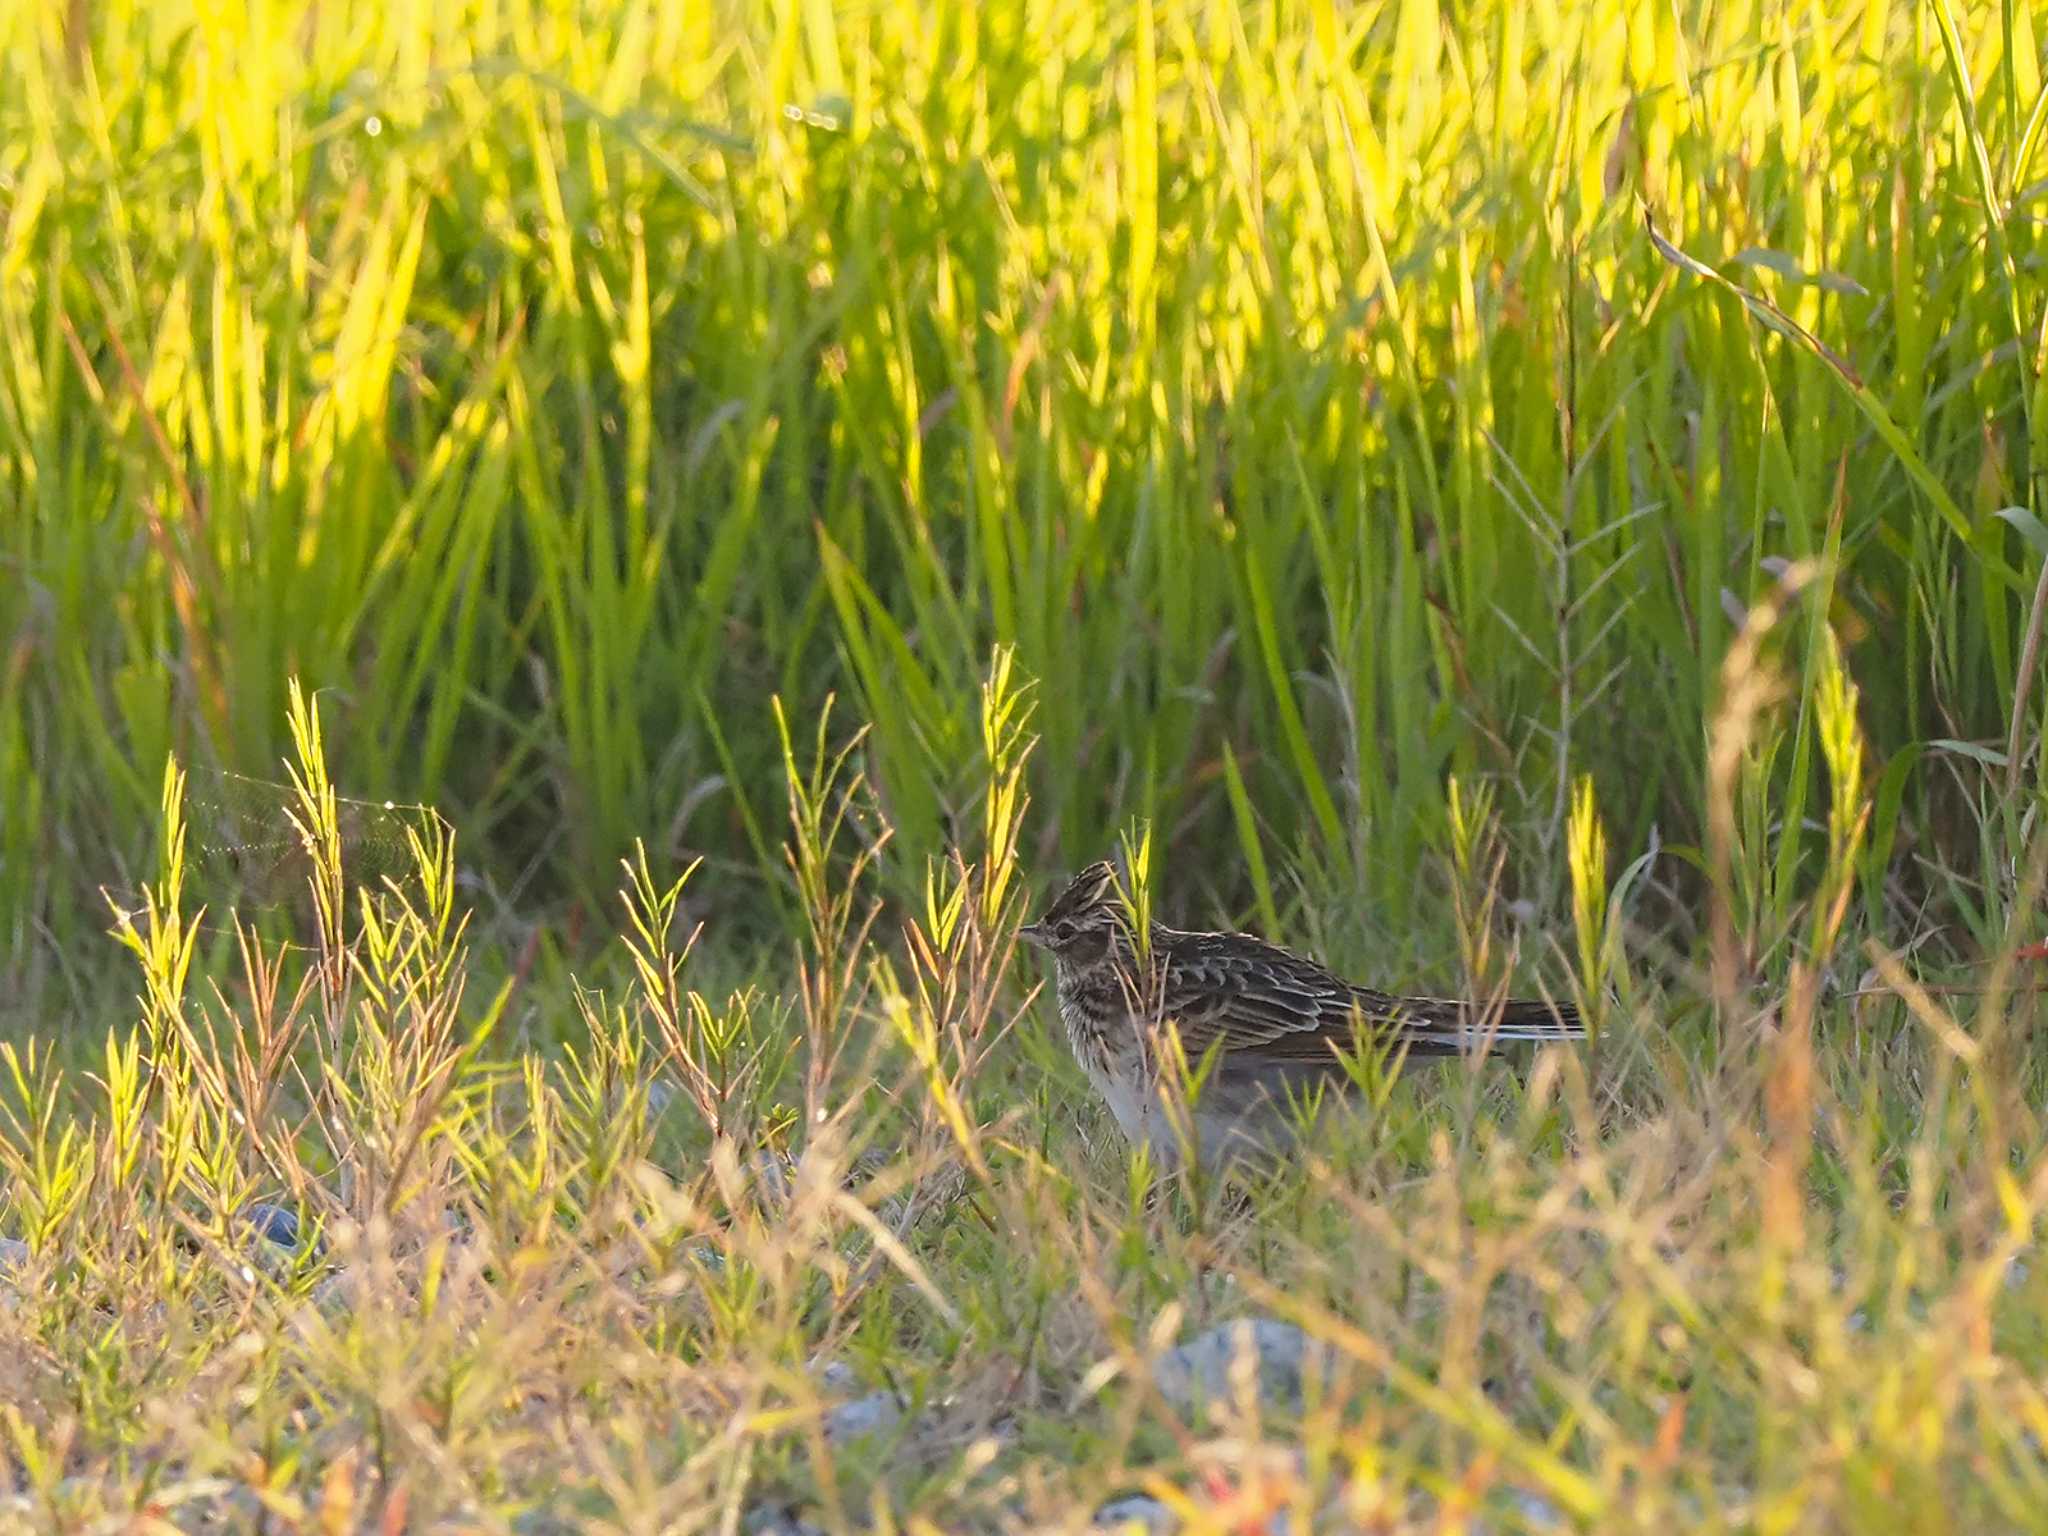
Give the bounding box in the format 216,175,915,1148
1,662,2047,1528
5,0,2045,966
7,0,2048,1525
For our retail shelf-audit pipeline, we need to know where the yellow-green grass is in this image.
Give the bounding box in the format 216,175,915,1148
3,0,2044,966
3,665,2048,1531
5,0,2048,1526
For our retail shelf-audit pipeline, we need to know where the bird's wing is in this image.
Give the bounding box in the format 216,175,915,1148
1149,930,1580,1063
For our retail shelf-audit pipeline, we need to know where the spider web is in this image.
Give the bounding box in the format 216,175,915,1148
109,770,452,942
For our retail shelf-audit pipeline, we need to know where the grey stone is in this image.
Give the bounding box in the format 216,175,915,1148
743,1503,828,1536
510,1512,583,1536
169,1484,265,1532
1091,1488,1302,1534
823,1388,905,1444
748,1150,797,1206
810,1357,859,1393
1507,1490,1564,1529
1461,1489,1569,1536
1095,1496,1175,1533
1152,1318,1326,1414
811,1357,911,1445
310,1268,354,1312
0,1238,27,1275
241,1203,303,1249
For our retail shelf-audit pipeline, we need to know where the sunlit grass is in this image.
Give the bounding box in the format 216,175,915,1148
1,649,2047,1529
3,0,2044,966
5,0,2048,1528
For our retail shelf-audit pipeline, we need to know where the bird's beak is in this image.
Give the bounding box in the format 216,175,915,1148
1018,921,1050,949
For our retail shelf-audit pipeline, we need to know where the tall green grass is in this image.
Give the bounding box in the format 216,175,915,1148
7,2,2048,1521
3,0,2043,980
3,653,2048,1529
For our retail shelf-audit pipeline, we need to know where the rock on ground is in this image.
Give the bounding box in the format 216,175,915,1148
810,1358,859,1393
1094,1493,1301,1535
241,1203,304,1249
1151,1318,1327,1414
823,1389,905,1444
809,1357,910,1445
1095,1495,1176,1532
743,1504,828,1536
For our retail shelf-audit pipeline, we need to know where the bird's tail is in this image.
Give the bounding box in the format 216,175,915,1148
1361,990,1585,1051
1486,995,1585,1043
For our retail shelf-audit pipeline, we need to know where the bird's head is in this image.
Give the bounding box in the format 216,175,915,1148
1019,859,1128,964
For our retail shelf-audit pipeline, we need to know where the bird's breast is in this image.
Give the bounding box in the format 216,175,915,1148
1055,964,1134,1072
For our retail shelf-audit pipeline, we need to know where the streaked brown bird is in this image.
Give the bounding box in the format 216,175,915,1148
1019,861,1584,1170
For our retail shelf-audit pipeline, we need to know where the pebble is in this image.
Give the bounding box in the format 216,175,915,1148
810,1356,911,1444
1095,1496,1176,1533
510,1513,582,1536
823,1389,905,1443
0,1237,26,1275
165,1484,265,1531
743,1503,828,1536
748,1150,797,1206
1458,1488,1570,1536
1151,1318,1326,1414
1093,1495,1298,1535
310,1268,356,1312
241,1203,303,1249
1507,1490,1565,1529
811,1358,859,1393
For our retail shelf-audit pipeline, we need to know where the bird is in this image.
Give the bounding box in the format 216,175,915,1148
1018,860,1585,1171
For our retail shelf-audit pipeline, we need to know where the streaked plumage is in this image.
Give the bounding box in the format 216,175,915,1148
1020,861,1584,1170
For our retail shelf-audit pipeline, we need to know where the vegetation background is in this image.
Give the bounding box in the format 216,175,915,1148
2,0,2047,1529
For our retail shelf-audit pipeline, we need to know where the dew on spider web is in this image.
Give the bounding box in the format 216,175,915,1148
149,770,452,939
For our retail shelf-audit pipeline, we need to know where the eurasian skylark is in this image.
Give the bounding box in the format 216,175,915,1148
1020,861,1584,1170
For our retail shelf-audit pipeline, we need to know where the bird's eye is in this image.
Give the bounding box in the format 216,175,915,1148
1050,918,1077,942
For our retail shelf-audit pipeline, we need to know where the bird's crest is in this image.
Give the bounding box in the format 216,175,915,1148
1045,859,1119,919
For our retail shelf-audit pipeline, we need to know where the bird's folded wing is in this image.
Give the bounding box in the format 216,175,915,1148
1151,938,1573,1061
1145,942,1427,1061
